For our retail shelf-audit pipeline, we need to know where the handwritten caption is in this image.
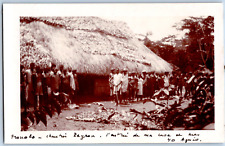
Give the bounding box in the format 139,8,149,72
11,132,201,143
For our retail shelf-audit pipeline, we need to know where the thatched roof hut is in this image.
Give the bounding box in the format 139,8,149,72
20,16,173,75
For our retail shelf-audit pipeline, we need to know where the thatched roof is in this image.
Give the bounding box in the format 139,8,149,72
20,16,173,75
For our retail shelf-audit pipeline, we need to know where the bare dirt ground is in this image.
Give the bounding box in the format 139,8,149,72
27,98,185,131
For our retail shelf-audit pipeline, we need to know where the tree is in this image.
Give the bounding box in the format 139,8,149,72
144,34,188,72
177,16,214,70
143,16,214,72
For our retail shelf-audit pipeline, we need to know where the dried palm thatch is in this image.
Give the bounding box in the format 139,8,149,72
20,16,173,75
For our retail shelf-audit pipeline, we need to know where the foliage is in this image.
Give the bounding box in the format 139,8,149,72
144,16,214,72
21,93,71,131
144,69,214,130
178,16,214,70
144,36,189,72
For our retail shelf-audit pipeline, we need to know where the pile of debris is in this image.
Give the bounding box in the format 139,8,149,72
66,102,165,130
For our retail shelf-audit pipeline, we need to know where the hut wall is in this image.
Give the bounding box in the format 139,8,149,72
77,74,95,96
94,77,110,97
77,74,110,102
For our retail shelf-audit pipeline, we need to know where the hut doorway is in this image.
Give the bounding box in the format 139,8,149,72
77,74,110,103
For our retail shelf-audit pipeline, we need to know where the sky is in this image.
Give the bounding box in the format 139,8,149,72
15,3,214,42
102,16,188,41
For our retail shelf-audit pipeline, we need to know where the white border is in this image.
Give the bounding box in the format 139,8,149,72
3,3,224,144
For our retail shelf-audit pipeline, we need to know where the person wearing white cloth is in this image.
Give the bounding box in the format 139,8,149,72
68,67,76,104
164,72,170,88
113,69,122,105
109,68,115,97
137,74,144,101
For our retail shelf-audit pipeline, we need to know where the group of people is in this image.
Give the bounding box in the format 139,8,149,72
109,68,167,105
108,68,209,105
21,62,211,109
20,63,79,111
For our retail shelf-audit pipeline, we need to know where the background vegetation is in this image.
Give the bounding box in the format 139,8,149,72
144,16,214,72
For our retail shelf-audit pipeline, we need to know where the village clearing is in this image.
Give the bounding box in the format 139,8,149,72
27,98,189,131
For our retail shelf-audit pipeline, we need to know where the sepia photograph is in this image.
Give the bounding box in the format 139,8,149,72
20,16,215,131
4,3,224,143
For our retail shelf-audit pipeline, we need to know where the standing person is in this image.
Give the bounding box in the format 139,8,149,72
174,71,180,95
185,72,195,98
145,72,151,99
50,64,61,106
56,65,64,104
61,68,70,94
50,63,58,94
154,73,160,91
164,72,170,88
164,72,170,107
128,72,133,101
170,71,176,87
169,71,176,95
41,66,48,106
121,68,129,103
72,69,79,104
118,70,123,102
191,71,199,96
137,74,144,101
109,68,115,98
113,69,122,105
68,67,75,104
152,72,157,94
35,66,44,109
129,72,137,101
62,68,71,106
56,65,64,93
128,72,134,101
134,73,139,101
182,72,189,98
178,72,185,96
45,67,52,103
142,71,148,99
159,73,165,89
20,65,26,111
25,63,36,109
148,72,155,99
